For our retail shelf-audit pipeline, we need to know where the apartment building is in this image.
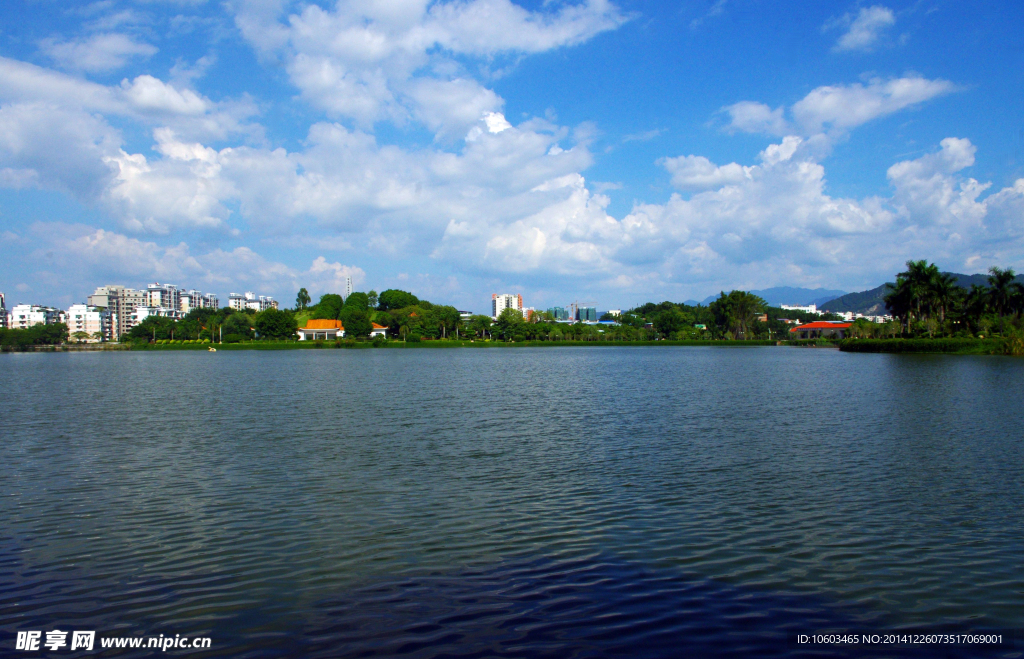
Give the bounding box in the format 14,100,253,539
0,292,6,328
8,304,60,329
88,286,147,340
229,292,277,312
147,283,181,311
66,304,109,342
178,290,220,314
492,293,523,319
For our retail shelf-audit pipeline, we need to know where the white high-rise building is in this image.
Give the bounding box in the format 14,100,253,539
203,293,219,309
66,304,109,342
8,305,60,329
345,276,353,299
0,292,6,329
492,293,523,319
180,290,203,314
89,286,148,340
780,304,821,315
229,292,277,312
147,283,181,311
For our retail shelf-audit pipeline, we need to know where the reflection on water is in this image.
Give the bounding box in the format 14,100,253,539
1,348,1022,657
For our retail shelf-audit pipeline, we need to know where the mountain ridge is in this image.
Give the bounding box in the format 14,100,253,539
699,286,848,307
820,272,1024,315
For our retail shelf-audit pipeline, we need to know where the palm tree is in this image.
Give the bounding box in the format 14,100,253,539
929,272,961,325
988,267,1017,316
884,277,914,333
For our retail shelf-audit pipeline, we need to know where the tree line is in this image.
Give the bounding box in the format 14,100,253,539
879,261,1023,338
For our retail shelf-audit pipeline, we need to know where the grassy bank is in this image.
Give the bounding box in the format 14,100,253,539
838,338,1006,355
0,343,132,353
130,338,780,350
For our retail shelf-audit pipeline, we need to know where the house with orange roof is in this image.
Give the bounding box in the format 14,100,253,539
297,319,389,340
789,321,852,339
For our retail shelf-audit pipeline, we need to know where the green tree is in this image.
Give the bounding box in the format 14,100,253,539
988,267,1017,316
343,291,370,311
222,312,254,339
367,290,378,309
295,287,311,311
377,289,419,311
311,293,344,319
254,308,298,340
436,305,460,339
494,307,524,341
72,331,90,343
471,315,492,339
709,291,766,338
930,271,961,325
340,307,373,338
653,308,686,337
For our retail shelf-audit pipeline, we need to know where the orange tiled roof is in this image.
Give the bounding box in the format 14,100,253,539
372,323,387,329
790,321,852,332
303,319,344,330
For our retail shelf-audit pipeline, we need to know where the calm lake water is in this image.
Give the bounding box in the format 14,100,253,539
1,347,1022,658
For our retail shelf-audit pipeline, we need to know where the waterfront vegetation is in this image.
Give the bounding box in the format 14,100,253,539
4,260,1024,355
0,323,68,347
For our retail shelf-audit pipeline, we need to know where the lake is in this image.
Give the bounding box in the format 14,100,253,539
1,347,1022,657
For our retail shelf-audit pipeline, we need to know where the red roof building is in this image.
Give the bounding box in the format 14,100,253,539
789,321,853,339
297,320,389,341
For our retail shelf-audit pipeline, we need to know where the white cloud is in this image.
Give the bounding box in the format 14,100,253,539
724,76,957,142
120,75,209,115
791,76,956,135
0,57,260,203
40,33,157,73
721,101,788,136
0,57,258,139
232,0,627,132
660,154,748,190
887,137,989,229
829,6,896,53
28,223,366,299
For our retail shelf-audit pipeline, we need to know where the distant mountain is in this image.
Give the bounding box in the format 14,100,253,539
699,287,848,307
820,272,1024,315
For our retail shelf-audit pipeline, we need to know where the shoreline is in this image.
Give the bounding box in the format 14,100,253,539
3,338,1018,355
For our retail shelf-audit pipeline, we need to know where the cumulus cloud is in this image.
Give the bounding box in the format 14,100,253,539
26,223,365,299
40,33,158,73
791,76,956,135
231,0,628,131
659,155,748,190
723,75,957,142
828,6,896,53
0,57,257,138
0,57,260,203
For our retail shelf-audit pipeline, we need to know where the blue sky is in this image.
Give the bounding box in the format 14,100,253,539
1,0,1021,313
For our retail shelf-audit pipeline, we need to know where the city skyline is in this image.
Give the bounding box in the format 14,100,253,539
0,1,1021,311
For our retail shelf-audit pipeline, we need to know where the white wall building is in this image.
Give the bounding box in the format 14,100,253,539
66,304,109,342
147,283,181,311
780,304,822,315
179,290,220,314
180,290,202,314
229,292,277,312
0,292,6,329
345,276,353,299
8,304,60,329
492,293,523,319
132,306,182,325
89,286,148,341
